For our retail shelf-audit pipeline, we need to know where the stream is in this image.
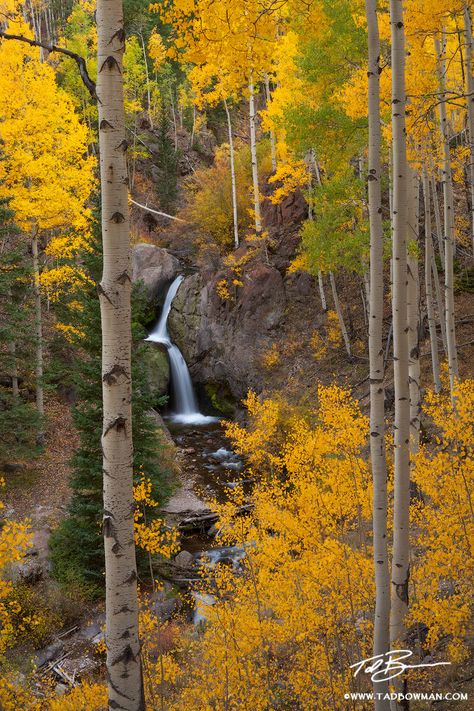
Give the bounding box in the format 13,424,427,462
146,276,248,620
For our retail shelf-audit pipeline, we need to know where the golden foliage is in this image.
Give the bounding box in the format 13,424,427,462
409,380,474,662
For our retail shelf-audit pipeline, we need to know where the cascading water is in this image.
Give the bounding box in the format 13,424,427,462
146,275,218,425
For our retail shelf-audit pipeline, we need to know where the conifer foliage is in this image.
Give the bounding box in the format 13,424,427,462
50,223,171,593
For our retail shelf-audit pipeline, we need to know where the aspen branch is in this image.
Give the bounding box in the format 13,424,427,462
130,199,188,223
0,31,97,100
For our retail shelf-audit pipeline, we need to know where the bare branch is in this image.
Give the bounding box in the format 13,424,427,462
0,31,97,100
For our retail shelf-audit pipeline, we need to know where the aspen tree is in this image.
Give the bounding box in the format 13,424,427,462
430,172,445,270
435,35,459,399
464,4,474,254
264,72,277,172
365,0,390,705
224,98,240,248
407,166,421,455
389,0,411,647
308,150,328,312
329,272,352,358
96,0,144,706
422,168,442,393
429,175,448,353
249,74,262,234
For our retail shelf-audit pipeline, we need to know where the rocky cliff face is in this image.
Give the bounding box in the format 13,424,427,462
133,188,318,409
167,264,287,405
132,243,181,304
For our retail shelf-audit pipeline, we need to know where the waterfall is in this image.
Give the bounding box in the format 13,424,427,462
146,276,218,425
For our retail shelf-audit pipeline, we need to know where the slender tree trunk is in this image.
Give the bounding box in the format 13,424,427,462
317,271,327,312
139,32,152,129
464,4,474,254
389,0,411,650
249,74,262,233
310,150,327,311
329,272,351,357
407,167,421,456
430,172,445,269
190,105,196,149
32,233,44,422
422,169,441,392
435,35,459,398
264,73,277,172
365,1,390,705
6,287,19,398
96,0,144,706
431,245,447,354
170,92,178,151
224,99,239,248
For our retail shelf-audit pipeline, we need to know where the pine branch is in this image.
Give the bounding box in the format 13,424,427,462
0,32,97,101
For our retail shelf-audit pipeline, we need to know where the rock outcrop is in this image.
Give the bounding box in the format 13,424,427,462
168,263,287,403
132,244,181,303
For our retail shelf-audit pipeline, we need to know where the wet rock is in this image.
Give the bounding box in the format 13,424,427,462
168,264,286,401
151,590,179,621
174,550,194,568
143,344,170,401
132,244,181,303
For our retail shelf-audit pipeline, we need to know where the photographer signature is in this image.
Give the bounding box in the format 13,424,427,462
350,650,451,682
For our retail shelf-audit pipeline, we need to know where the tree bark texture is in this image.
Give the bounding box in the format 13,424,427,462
422,169,441,393
96,0,144,707
224,99,239,248
249,75,262,233
389,0,411,649
365,0,390,704
435,35,459,398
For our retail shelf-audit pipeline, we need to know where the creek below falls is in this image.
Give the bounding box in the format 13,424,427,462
146,276,249,620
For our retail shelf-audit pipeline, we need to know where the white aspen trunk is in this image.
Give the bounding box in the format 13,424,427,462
317,271,327,312
190,105,196,149
389,0,411,650
422,169,441,392
310,150,328,310
407,167,421,456
139,32,152,129
431,246,448,354
464,4,474,254
365,1,390,704
249,74,262,233
32,233,44,421
363,269,370,305
264,73,277,172
224,99,239,248
96,0,144,706
329,272,351,357
430,172,445,269
435,35,459,398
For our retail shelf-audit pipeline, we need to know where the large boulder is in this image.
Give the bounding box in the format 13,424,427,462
132,244,181,303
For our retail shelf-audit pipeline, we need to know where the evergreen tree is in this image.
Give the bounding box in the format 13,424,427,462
0,195,40,462
50,220,171,594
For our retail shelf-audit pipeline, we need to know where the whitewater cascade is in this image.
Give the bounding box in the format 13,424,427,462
146,275,217,425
